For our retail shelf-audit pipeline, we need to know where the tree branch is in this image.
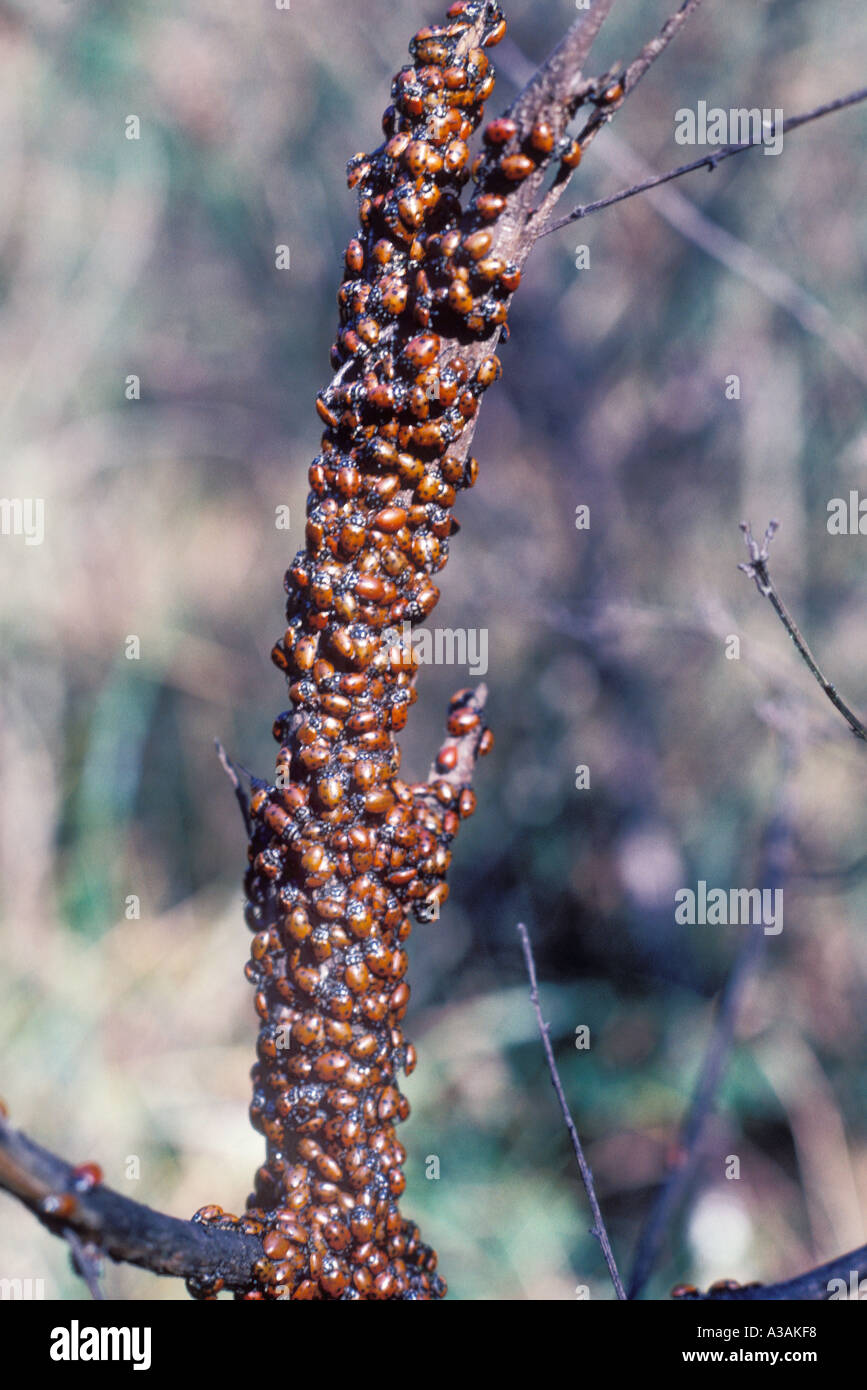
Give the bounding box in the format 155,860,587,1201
0,1114,264,1294
427,0,706,481
577,132,867,387
214,737,253,834
65,1229,105,1301
525,0,706,238
688,1243,867,1301
637,523,867,1300
568,0,705,165
517,922,627,1300
739,521,867,742
425,682,489,791
543,85,867,235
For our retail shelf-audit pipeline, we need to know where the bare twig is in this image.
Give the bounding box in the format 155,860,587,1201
619,0,705,99
0,1115,264,1292
576,133,867,387
568,0,705,166
498,27,867,383
517,922,627,1300
627,793,794,1299
544,86,867,235
215,736,253,833
65,1229,105,1301
628,933,767,1299
739,521,867,742
527,0,706,236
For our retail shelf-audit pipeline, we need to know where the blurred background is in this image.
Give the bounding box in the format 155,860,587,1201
1,0,867,1301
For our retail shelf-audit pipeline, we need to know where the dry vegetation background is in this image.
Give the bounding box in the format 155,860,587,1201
1,0,867,1300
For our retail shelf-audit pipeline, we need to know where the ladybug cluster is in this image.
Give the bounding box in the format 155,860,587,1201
671,1278,763,1300
186,0,590,1301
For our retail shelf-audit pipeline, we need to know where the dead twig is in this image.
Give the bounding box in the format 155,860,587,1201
517,922,627,1300
739,521,867,742
543,85,867,235
215,737,253,833
0,1114,263,1293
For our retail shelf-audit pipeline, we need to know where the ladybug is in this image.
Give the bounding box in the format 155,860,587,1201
71,1162,104,1192
529,119,555,154
41,1193,77,1220
500,152,535,181
484,115,518,145
403,333,441,368
560,138,583,169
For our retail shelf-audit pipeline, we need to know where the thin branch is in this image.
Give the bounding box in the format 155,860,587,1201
509,0,618,122
628,938,767,1300
527,0,705,236
517,922,627,1300
65,1229,105,1301
619,0,705,99
689,1242,867,1301
435,0,704,475
568,0,705,166
739,521,867,742
586,133,867,386
628,797,793,1298
499,28,867,382
544,86,867,235
215,737,253,833
0,1115,264,1293
482,0,620,253
213,733,252,828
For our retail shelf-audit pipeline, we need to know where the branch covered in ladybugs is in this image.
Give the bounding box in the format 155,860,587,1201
674,1242,867,1301
205,0,716,1302
426,682,489,793
0,1114,264,1294
0,0,716,1305
404,0,710,481
215,0,528,1302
